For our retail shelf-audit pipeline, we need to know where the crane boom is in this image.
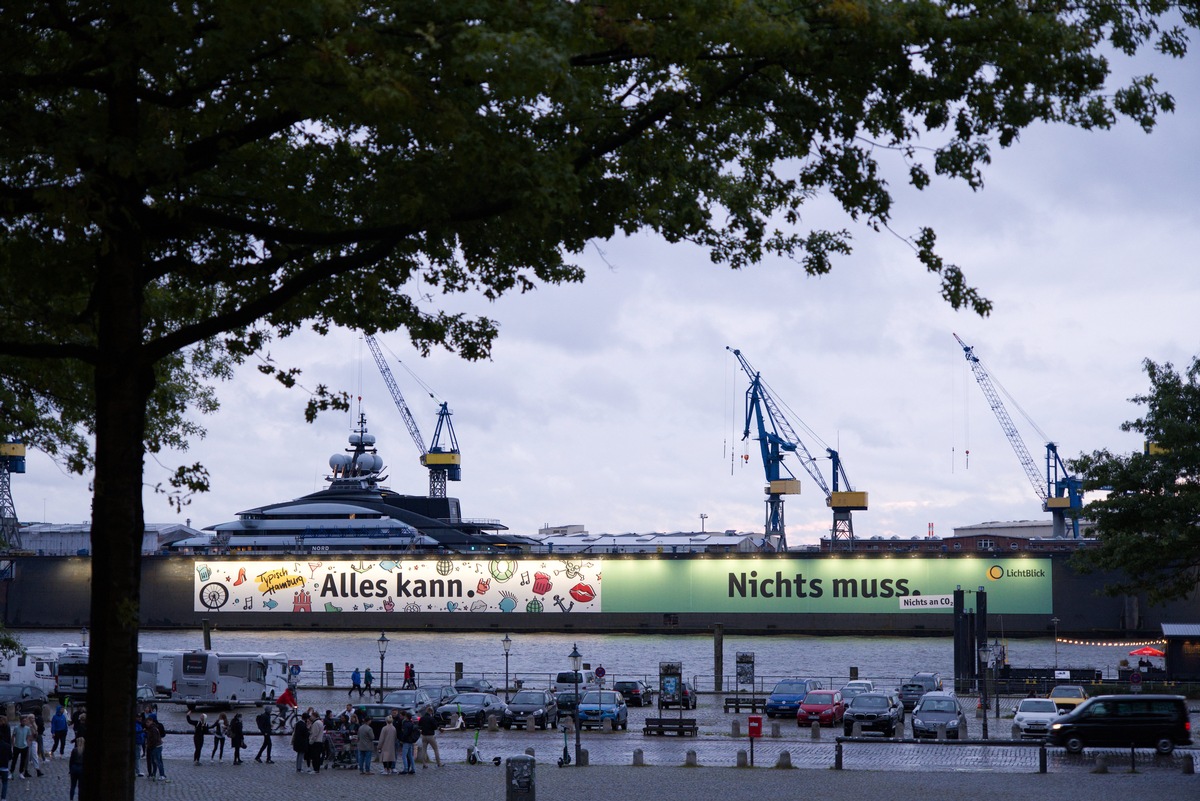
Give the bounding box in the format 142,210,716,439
953,333,1082,537
728,347,867,551
365,334,427,457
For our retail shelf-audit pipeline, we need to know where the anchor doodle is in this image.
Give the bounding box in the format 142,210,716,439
552,594,574,613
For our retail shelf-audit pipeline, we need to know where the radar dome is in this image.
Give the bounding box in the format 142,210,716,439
329,454,351,470
361,433,376,446
356,453,381,473
349,432,363,445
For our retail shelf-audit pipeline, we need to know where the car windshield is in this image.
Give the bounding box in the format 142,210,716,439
918,699,958,713
383,691,418,704
1020,699,1058,713
581,691,619,705
805,693,834,705
773,681,809,694
1051,687,1084,698
852,695,887,710
511,691,544,704
453,693,488,705
614,682,636,690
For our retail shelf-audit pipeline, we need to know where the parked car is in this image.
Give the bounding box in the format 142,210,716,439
426,684,459,707
577,690,628,730
435,692,507,728
898,672,942,711
797,690,846,727
843,691,905,737
501,689,559,730
553,670,598,696
659,680,698,710
1013,697,1063,739
1048,685,1088,712
1048,694,1192,755
910,691,967,739
765,678,823,718
136,684,158,714
454,678,498,695
839,680,874,701
613,680,656,707
0,684,48,717
380,688,434,713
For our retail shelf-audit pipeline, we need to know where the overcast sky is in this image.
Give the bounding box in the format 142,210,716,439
16,46,1200,550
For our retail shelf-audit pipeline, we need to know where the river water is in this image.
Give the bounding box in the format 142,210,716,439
14,628,1151,690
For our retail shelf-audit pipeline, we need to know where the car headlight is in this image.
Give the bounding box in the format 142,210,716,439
1051,722,1063,731
535,708,544,715
946,719,959,728
912,717,924,727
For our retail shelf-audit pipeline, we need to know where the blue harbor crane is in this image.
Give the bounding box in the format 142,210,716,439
365,334,461,498
0,441,26,551
728,347,868,552
953,333,1083,538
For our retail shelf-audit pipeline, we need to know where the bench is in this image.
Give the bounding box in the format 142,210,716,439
723,696,766,713
643,717,699,736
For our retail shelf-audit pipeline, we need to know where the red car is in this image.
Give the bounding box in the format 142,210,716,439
797,690,846,727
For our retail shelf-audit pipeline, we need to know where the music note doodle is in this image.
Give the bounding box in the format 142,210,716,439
520,571,530,586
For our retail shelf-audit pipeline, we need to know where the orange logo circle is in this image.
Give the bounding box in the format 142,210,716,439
987,565,1004,581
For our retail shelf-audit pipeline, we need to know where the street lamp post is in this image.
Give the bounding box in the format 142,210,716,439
1051,616,1060,670
80,627,88,649
377,632,389,700
977,643,991,740
502,633,512,702
699,514,708,533
569,643,582,767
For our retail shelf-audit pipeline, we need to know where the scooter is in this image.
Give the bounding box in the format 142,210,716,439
467,725,501,766
557,721,571,767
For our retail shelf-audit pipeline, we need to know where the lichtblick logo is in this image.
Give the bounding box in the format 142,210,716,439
987,565,1004,581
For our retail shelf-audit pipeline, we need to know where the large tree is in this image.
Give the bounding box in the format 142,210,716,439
0,2,1196,798
1072,356,1200,604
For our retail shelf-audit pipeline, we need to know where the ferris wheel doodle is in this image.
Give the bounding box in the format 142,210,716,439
199,581,230,610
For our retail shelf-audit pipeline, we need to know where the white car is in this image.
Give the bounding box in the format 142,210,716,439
1012,697,1062,739
839,680,875,700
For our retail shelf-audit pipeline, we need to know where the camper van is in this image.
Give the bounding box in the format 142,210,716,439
171,650,290,707
0,647,58,696
137,650,183,697
55,646,89,701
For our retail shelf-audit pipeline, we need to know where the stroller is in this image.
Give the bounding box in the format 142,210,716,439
325,730,357,770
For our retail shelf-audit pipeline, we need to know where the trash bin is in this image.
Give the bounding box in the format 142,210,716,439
505,754,535,801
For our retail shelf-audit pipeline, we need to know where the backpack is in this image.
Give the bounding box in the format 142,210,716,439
402,721,420,744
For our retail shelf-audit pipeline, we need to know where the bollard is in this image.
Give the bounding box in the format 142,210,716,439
601,718,613,733
455,662,464,682
835,740,843,770
736,750,748,768
1182,754,1195,775
852,721,863,737
488,714,499,732
324,662,334,688
578,749,589,767
810,721,820,741
1130,744,1137,774
505,754,535,801
770,722,781,738
525,747,536,757
1039,743,1047,774
936,723,946,741
1093,754,1109,774
525,714,536,730
685,750,699,767
632,749,644,766
774,750,792,769
731,720,741,737
1012,723,1021,739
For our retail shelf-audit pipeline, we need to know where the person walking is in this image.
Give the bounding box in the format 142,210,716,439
230,712,245,765
307,711,326,773
210,712,228,762
185,711,209,765
363,668,374,698
144,713,166,781
9,715,31,778
398,711,418,775
355,717,375,774
349,667,362,698
417,705,442,767
67,738,84,801
403,662,416,689
254,707,274,763
290,714,309,773
49,707,69,757
377,715,397,775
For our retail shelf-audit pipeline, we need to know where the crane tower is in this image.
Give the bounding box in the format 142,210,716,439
0,442,26,551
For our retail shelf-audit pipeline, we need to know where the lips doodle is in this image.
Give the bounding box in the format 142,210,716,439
569,583,596,604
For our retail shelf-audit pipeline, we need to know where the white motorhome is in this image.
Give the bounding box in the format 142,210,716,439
0,647,59,695
137,650,183,696
55,646,89,701
171,650,289,707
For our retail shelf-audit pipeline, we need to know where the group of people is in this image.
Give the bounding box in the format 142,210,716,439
0,705,87,800
290,704,443,775
348,663,420,697
184,710,250,765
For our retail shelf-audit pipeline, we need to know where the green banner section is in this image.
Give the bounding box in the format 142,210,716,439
600,558,1051,614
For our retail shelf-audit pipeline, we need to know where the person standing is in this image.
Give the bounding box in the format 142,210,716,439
363,668,374,698
210,712,228,762
67,738,84,801
50,707,69,757
254,707,274,763
290,714,309,773
9,715,30,778
377,715,397,775
417,705,442,767
230,712,245,765
144,713,164,781
398,711,417,774
0,718,11,800
185,711,209,765
307,712,326,773
354,717,375,774
349,667,362,698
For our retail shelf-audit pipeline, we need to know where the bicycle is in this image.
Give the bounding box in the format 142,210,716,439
272,704,299,732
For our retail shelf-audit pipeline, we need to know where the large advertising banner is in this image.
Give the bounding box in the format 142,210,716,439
193,556,1051,615
192,557,601,614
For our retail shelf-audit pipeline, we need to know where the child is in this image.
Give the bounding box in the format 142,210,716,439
68,738,84,801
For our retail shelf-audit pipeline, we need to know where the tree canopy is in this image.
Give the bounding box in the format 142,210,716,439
1,2,1196,799
1072,356,1200,604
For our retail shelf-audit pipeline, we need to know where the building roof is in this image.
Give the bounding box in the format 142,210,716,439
1160,623,1200,637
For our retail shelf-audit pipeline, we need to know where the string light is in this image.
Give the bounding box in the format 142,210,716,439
1056,638,1166,648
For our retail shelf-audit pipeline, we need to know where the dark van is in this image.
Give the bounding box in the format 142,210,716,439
1047,694,1192,755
